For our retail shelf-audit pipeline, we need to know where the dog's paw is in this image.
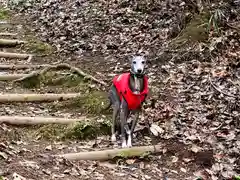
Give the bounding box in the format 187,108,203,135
127,138,132,148
111,134,117,142
121,140,127,148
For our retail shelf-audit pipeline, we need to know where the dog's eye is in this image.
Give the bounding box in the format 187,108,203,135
133,61,136,64
142,61,145,64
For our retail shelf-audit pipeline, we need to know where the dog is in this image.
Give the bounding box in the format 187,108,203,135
105,55,149,148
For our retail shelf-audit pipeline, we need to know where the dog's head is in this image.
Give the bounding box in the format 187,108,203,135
130,56,146,75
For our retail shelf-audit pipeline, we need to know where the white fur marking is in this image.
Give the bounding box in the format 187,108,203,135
127,135,132,147
111,134,116,142
134,76,140,94
122,139,127,148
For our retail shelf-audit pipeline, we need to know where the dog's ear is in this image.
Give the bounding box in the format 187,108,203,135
128,55,134,63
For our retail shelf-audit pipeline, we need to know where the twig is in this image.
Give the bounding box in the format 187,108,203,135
226,23,240,31
209,75,236,98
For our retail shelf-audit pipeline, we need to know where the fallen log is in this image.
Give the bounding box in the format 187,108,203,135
0,64,48,70
57,144,162,161
0,93,80,102
0,116,87,125
0,74,27,81
0,52,32,59
0,39,25,46
0,33,17,36
0,21,8,24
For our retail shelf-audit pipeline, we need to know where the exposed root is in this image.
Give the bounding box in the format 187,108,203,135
13,63,108,87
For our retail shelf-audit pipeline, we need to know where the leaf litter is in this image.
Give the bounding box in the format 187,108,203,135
0,0,239,179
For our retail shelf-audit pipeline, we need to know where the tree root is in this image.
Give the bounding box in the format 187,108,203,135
0,116,87,125
13,63,108,87
57,144,162,161
0,93,80,102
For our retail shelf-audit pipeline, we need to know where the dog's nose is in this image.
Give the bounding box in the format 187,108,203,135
137,69,142,73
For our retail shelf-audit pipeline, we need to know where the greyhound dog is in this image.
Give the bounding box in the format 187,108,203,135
106,56,149,148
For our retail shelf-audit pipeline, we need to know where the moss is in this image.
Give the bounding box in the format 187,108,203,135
45,73,86,88
55,90,110,115
63,119,111,139
171,11,210,48
19,70,87,89
0,8,9,20
23,35,54,55
31,117,111,140
21,75,41,88
32,124,65,140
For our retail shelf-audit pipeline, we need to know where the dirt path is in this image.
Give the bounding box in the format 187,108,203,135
0,11,196,180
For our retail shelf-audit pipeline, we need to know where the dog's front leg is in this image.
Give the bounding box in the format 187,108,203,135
130,109,140,140
120,99,130,148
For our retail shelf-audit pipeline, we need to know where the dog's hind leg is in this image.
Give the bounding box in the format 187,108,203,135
109,85,120,143
120,98,131,148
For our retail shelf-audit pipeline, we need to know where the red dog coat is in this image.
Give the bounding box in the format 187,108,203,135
113,72,149,110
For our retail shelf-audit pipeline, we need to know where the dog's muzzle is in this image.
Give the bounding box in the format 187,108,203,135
130,69,145,76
